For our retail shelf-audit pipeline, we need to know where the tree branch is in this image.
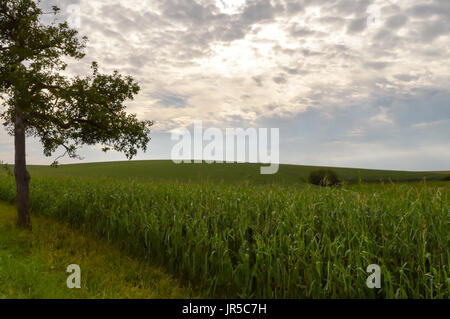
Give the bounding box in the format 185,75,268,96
51,143,83,167
29,110,105,131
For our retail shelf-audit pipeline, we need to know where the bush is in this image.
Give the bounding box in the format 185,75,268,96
308,168,341,186
0,161,13,177
442,174,450,181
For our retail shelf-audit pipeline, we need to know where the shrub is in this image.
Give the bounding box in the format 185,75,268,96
308,168,341,186
0,161,13,177
442,174,450,181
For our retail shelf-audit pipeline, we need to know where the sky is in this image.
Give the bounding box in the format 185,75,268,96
1,0,449,171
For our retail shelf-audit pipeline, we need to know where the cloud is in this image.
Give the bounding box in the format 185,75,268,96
370,106,393,125
273,75,287,84
150,91,189,108
347,17,368,33
0,0,448,170
385,14,408,29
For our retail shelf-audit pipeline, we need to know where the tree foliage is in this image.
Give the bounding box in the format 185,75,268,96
0,0,152,163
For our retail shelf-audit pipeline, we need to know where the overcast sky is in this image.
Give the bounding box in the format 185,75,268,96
1,0,449,170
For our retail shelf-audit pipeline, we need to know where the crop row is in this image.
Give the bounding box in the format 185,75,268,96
0,174,448,298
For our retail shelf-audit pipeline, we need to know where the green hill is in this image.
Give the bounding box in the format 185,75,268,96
23,160,446,185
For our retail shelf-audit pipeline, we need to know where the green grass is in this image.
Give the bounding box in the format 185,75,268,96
0,202,195,299
18,160,448,185
0,173,448,298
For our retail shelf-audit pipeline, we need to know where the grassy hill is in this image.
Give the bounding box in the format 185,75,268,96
24,160,447,185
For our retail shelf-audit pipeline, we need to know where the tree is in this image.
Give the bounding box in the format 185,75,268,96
0,0,153,229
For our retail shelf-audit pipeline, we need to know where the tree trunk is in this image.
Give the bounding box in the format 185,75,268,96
14,107,31,229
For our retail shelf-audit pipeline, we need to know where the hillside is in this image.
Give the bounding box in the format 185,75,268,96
23,160,447,185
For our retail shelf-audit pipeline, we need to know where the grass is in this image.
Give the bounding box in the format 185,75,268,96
0,172,448,298
0,201,195,299
18,160,449,185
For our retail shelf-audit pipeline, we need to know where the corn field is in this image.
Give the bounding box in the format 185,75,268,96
0,174,448,298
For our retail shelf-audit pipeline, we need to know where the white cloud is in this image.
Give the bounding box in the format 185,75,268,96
1,0,449,170
370,106,394,125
